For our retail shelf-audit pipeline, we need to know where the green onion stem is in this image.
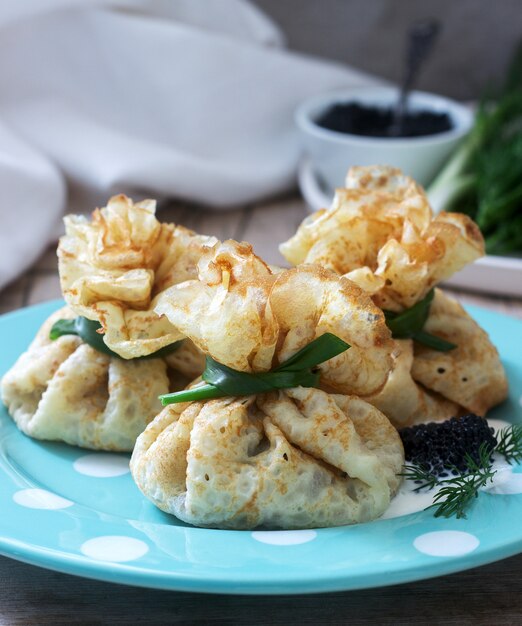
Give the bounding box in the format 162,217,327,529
384,290,456,352
49,316,182,360
159,333,350,406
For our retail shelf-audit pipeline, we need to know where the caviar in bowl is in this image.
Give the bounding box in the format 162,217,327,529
296,87,473,191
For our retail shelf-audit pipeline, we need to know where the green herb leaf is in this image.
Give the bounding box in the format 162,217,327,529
160,383,228,404
274,333,350,372
428,43,522,255
398,464,439,492
384,290,434,337
496,425,522,464
202,357,318,396
430,444,496,519
159,333,350,405
383,290,456,351
49,316,182,360
49,318,77,341
401,438,503,519
412,330,457,352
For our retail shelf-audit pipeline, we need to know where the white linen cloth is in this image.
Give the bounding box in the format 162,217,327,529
0,0,378,290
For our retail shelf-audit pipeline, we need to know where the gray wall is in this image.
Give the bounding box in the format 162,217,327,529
254,0,522,100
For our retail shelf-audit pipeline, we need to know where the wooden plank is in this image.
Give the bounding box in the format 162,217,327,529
239,196,308,266
0,275,29,315
157,200,189,226
160,199,247,242
1,552,522,625
31,246,59,272
25,273,62,306
179,206,247,242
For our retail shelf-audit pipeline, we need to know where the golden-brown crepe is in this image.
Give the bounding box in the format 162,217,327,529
131,389,404,529
130,240,404,529
364,337,460,428
280,165,507,425
411,289,508,417
1,195,216,449
281,165,484,311
58,194,217,359
1,307,204,451
155,240,394,397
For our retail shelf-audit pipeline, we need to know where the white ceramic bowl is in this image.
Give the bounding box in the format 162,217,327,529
295,87,473,191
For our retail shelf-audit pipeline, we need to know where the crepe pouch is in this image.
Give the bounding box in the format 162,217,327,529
58,194,217,358
130,241,404,529
1,307,204,451
1,196,214,450
280,166,508,426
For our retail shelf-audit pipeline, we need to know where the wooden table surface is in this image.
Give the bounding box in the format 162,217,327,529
1,196,521,625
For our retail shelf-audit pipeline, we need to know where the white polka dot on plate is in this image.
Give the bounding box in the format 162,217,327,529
413,530,479,557
13,488,74,510
252,530,317,545
80,536,149,562
73,453,130,478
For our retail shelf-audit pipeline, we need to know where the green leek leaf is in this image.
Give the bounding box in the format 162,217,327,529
427,42,522,255
160,332,350,405
49,316,182,360
384,290,456,352
413,330,457,352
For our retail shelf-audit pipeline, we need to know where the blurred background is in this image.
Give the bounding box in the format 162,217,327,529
255,0,522,100
0,0,521,308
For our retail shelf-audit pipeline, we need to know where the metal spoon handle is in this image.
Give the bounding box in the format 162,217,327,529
392,18,441,135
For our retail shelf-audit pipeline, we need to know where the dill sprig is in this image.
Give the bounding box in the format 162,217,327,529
401,426,522,519
495,425,522,464
427,42,522,255
430,444,496,519
399,464,439,492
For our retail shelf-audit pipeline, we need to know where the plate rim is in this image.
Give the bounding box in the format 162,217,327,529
2,532,522,595
1,299,522,595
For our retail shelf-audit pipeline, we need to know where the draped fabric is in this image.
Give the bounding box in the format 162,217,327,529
0,0,377,289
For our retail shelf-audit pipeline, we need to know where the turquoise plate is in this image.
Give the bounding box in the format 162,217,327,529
1,300,521,595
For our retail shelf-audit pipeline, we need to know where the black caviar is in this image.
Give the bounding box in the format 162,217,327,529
316,102,453,138
399,414,497,477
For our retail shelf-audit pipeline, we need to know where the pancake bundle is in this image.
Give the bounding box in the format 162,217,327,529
1,166,508,529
